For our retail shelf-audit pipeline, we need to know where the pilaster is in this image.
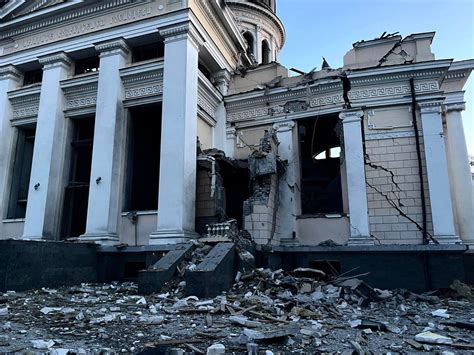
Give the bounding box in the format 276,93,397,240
339,109,373,245
23,52,72,240
150,23,204,244
212,70,231,152
443,95,473,245
419,101,461,244
273,120,297,243
0,66,22,237
80,38,130,245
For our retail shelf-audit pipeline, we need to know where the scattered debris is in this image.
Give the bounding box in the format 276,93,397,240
414,331,453,345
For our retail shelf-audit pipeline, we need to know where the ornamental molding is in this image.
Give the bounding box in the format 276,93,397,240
419,101,443,114
444,103,466,112
8,86,41,120
38,52,72,68
121,61,164,101
0,65,22,80
365,131,418,141
159,22,204,49
226,81,439,123
349,70,446,85
339,110,363,123
95,38,130,56
61,74,98,111
194,0,236,56
232,9,282,47
444,71,467,80
197,73,221,120
273,120,295,133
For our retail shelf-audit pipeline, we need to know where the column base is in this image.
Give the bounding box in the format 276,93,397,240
149,229,200,245
78,233,119,245
433,235,462,245
347,236,375,246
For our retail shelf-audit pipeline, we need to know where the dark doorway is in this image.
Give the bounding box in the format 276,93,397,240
7,125,36,219
299,114,343,215
125,104,162,212
220,161,250,229
61,117,94,239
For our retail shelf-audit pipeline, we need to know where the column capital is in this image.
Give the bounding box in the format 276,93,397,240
159,22,204,50
212,69,231,95
339,109,364,123
226,126,236,139
418,100,443,114
95,38,130,58
38,52,72,69
0,65,21,80
273,120,295,133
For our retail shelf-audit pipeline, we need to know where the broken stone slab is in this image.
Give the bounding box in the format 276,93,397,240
414,331,453,345
0,307,7,316
138,243,195,295
290,267,326,280
243,326,296,343
31,339,55,349
206,343,225,355
229,315,260,328
185,243,237,298
432,309,450,318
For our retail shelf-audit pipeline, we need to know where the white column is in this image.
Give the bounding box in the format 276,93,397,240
273,120,297,241
0,66,21,237
444,102,473,244
419,102,460,243
23,53,72,240
212,70,230,152
149,23,204,244
80,39,130,244
340,109,373,245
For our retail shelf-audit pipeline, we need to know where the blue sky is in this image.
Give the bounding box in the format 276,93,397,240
277,0,474,154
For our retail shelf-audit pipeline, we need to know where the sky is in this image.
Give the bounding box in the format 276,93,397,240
276,0,474,155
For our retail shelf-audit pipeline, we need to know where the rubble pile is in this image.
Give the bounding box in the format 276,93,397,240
0,269,474,353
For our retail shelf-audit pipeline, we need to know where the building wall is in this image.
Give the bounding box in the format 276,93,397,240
365,136,433,244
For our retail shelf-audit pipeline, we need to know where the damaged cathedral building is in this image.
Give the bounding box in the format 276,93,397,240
0,0,474,294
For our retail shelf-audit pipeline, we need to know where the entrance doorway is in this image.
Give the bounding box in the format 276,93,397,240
61,117,94,239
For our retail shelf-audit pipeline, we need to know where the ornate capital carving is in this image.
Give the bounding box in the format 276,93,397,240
226,126,237,140
339,109,364,123
444,102,466,113
159,22,204,49
0,65,22,80
212,69,231,95
95,38,130,57
38,52,72,69
419,101,443,114
273,120,295,133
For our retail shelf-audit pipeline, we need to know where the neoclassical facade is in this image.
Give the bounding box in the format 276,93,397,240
0,0,473,248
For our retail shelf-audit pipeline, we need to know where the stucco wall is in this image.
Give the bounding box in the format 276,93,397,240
365,136,433,244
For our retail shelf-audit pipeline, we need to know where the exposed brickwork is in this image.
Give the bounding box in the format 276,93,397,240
364,136,433,244
196,169,220,218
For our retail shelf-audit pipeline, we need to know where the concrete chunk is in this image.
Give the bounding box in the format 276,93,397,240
138,243,195,295
185,242,237,298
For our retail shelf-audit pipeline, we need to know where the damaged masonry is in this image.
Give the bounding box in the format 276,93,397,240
0,0,474,353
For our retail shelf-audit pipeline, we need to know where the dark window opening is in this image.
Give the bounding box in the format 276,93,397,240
125,104,162,211
7,126,36,219
61,117,95,239
299,114,343,215
262,40,270,64
198,62,212,82
131,42,164,63
74,56,100,75
243,32,254,56
220,161,250,229
23,69,43,86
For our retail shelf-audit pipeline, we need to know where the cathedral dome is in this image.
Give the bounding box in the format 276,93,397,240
226,0,285,65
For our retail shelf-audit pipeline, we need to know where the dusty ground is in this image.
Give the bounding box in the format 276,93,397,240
0,270,474,354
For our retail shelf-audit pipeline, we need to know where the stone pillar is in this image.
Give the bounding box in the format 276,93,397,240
0,66,21,236
225,126,236,158
149,23,203,244
212,70,231,152
444,101,473,244
339,109,373,245
273,120,297,241
80,39,130,244
23,53,72,239
419,102,460,243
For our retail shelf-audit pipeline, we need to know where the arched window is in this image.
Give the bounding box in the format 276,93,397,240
243,32,254,57
261,40,270,64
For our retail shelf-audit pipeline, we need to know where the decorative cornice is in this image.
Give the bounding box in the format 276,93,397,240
365,131,418,141
0,65,22,80
95,38,130,57
38,52,72,68
159,22,204,49
419,101,443,114
121,60,164,102
444,103,466,112
339,109,364,123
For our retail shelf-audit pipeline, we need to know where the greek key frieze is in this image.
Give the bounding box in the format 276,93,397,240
66,96,97,109
124,84,163,99
13,106,39,119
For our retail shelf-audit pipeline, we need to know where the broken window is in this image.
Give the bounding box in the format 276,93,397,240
7,126,36,219
243,32,255,56
74,56,100,75
299,114,343,215
125,104,161,211
131,42,164,63
23,68,43,86
61,117,94,239
262,40,270,64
